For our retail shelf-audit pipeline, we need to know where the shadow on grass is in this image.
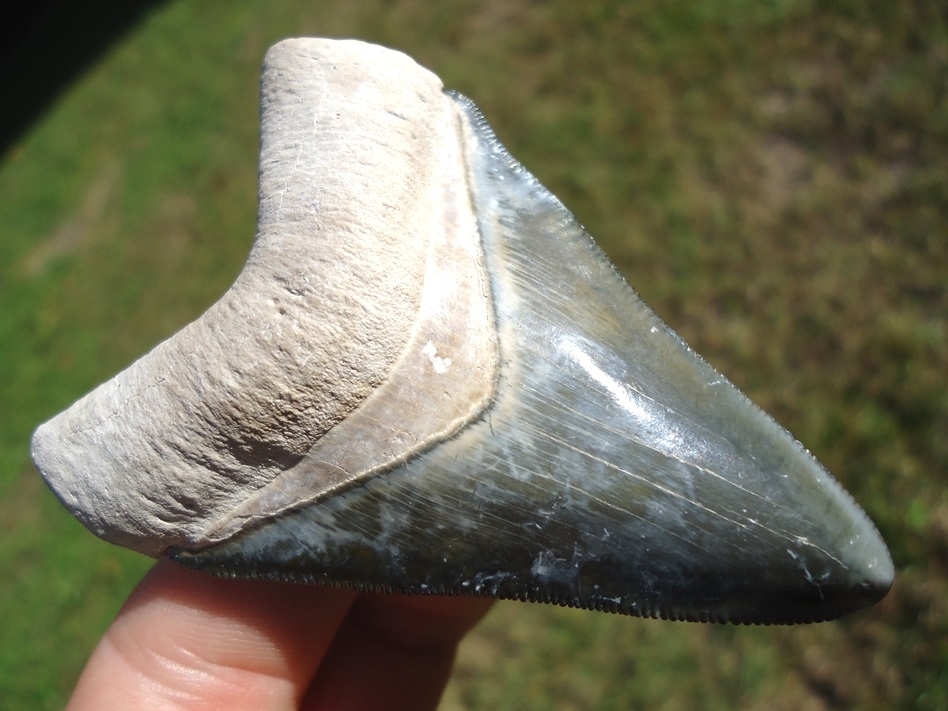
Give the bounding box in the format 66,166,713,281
0,0,169,157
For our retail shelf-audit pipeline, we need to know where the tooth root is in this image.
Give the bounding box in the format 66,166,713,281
30,39,498,556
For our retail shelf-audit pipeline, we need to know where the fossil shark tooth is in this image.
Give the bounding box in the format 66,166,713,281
31,38,892,624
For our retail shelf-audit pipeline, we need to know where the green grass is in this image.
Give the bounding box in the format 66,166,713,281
2,0,946,708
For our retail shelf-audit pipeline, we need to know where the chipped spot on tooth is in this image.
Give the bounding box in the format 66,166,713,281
422,340,452,374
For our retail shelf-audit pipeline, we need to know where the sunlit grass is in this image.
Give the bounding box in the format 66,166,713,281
2,1,945,708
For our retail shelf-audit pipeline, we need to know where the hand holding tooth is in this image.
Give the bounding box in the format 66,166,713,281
32,38,892,625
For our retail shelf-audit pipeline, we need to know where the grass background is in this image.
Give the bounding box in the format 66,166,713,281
2,0,945,708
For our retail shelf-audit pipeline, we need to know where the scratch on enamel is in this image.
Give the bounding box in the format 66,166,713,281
787,547,828,599
422,340,452,374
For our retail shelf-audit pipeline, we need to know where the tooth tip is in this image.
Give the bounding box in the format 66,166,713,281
856,538,896,601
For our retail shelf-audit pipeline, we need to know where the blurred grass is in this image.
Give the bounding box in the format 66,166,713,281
1,0,945,709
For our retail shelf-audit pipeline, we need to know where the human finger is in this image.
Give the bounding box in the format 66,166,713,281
67,558,357,711
302,593,493,711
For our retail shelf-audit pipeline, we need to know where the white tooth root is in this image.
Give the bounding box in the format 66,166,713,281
31,38,497,556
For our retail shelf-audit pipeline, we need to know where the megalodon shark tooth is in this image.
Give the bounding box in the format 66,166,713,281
31,38,893,625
